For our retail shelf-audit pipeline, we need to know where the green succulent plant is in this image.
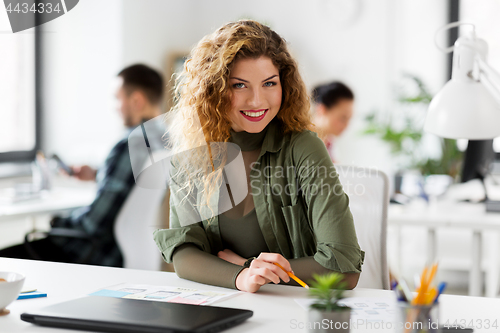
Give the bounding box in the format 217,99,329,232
308,273,350,312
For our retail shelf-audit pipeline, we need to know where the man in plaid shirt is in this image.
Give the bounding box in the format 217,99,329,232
0,64,166,267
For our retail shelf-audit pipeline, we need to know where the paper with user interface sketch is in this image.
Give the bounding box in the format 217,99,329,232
89,283,239,305
295,297,397,322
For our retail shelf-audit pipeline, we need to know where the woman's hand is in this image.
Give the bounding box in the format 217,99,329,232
217,249,246,266
235,253,293,293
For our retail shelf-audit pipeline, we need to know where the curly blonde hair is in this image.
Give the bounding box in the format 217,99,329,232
167,20,312,221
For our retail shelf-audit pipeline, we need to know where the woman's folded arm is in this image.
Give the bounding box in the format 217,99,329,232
172,244,245,289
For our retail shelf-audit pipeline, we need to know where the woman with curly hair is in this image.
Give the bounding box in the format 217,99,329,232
154,20,364,293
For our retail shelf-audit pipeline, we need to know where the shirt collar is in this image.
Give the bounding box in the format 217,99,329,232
258,118,286,157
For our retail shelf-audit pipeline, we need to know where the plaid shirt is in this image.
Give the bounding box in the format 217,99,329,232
51,134,135,267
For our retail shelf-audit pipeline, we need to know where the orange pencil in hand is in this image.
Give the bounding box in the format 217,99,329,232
274,263,309,289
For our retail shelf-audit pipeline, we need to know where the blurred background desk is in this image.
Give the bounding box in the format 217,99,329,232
389,200,500,298
0,177,95,249
0,187,95,223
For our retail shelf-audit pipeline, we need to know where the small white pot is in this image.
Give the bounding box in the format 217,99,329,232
308,308,351,332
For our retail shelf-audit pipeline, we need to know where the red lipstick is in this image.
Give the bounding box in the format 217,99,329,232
240,109,268,122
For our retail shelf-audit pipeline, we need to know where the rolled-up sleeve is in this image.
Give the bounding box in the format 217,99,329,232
292,131,365,273
153,222,211,263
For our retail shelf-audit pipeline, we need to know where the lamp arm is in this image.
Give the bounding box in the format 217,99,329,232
477,56,500,104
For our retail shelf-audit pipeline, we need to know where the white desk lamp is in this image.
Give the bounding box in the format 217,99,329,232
424,22,500,139
425,22,500,210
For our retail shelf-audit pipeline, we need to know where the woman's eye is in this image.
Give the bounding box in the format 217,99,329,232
233,83,246,89
264,81,277,87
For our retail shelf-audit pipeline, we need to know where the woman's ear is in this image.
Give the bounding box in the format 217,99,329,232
315,103,327,117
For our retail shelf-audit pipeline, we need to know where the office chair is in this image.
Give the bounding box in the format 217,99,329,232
114,186,168,270
335,165,390,290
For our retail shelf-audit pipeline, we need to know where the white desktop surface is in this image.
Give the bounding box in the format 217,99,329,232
2,258,500,333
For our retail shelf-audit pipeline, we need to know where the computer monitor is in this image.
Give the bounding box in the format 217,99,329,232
461,139,494,183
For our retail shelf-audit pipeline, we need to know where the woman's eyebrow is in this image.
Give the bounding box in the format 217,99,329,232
229,77,249,82
262,74,278,82
229,74,279,83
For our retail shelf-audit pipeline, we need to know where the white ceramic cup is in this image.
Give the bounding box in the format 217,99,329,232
0,272,26,312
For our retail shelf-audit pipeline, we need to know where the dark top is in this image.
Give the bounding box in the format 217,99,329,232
219,208,269,258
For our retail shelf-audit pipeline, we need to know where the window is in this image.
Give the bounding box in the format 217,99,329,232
0,9,38,161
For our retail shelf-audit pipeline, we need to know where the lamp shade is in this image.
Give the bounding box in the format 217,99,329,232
424,79,500,139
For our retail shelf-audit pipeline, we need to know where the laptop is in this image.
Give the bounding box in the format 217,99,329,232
21,296,253,333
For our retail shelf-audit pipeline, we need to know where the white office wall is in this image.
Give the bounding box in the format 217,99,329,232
121,0,201,69
461,0,500,72
119,0,447,186
461,0,500,152
40,0,447,178
41,0,124,166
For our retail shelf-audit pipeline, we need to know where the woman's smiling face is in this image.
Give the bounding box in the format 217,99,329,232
228,56,282,133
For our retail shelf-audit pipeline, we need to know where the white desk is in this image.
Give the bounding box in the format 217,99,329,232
2,258,500,333
389,200,500,298
0,186,96,222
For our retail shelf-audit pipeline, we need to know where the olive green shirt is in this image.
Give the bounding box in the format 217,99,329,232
154,119,365,287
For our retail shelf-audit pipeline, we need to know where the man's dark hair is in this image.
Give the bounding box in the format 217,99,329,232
311,81,354,109
118,64,164,105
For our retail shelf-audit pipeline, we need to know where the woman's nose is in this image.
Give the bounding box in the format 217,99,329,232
247,88,262,107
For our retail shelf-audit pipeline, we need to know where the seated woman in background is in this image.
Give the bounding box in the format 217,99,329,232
311,81,355,163
154,20,364,293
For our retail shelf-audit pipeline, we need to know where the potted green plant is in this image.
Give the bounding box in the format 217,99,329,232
308,273,351,333
363,74,463,179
